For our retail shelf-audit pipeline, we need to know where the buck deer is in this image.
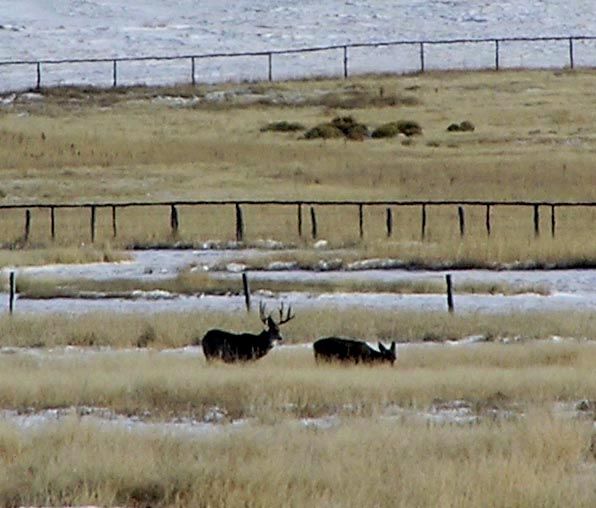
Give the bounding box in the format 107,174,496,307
202,302,295,363
313,337,396,365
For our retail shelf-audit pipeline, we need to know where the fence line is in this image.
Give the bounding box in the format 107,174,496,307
2,199,595,244
1,35,595,91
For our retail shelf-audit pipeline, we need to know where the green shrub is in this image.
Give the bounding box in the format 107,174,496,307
371,122,400,138
372,120,422,138
303,123,344,139
260,121,306,133
396,120,422,136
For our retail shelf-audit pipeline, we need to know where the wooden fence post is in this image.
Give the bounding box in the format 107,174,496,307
90,205,96,243
235,203,244,242
485,204,492,236
358,204,364,239
112,60,118,87
386,207,393,238
550,205,556,238
242,272,251,312
8,271,15,314
50,206,55,240
297,203,303,237
446,274,454,313
170,205,179,237
112,205,118,238
24,209,31,242
533,204,540,237
421,204,427,240
310,206,318,240
458,206,465,237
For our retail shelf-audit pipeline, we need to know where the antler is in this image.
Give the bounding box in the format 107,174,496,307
259,301,268,324
277,302,295,325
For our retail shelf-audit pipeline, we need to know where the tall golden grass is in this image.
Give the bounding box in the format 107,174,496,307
0,414,592,507
0,343,593,417
0,310,595,348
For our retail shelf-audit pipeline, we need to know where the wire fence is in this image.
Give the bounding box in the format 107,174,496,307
1,35,595,92
2,199,596,245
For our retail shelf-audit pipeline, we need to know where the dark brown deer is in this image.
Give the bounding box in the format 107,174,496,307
202,302,294,363
313,337,396,365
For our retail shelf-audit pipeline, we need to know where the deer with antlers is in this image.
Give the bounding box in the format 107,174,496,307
202,302,295,363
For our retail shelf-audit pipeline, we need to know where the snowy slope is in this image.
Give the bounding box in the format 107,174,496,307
0,1,594,89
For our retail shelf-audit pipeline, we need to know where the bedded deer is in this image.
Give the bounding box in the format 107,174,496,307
202,302,294,363
313,337,396,365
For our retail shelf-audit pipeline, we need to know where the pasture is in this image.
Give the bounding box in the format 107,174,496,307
0,69,595,506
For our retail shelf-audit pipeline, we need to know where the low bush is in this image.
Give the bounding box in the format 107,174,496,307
372,120,422,138
304,116,369,140
303,123,344,139
260,121,305,132
447,120,475,132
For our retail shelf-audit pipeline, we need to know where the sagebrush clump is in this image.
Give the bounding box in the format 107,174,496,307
372,120,423,138
260,121,306,132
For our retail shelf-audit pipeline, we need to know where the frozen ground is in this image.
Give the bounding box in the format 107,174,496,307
1,1,595,91
2,249,596,315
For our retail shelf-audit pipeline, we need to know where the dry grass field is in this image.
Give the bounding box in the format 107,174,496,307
0,69,596,265
0,309,595,348
0,345,593,506
0,415,593,507
1,70,596,506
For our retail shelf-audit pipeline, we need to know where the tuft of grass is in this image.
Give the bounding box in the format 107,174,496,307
0,246,129,267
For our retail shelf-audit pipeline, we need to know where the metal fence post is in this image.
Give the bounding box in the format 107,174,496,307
36,62,41,90
569,37,574,69
191,56,196,85
495,40,500,70
343,46,349,78
268,53,273,82
419,42,425,72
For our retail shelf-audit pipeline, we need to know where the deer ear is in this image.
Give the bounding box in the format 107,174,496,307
378,342,386,352
390,342,396,354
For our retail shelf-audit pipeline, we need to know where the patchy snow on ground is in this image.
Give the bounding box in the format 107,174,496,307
3,249,596,315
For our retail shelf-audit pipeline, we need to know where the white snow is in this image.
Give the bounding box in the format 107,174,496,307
3,250,596,315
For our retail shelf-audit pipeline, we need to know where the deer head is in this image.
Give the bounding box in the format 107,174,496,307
378,341,397,365
259,301,295,341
